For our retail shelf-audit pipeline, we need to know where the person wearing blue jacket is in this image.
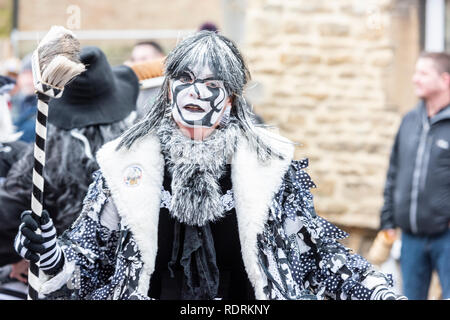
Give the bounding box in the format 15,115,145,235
9,54,38,143
380,52,450,300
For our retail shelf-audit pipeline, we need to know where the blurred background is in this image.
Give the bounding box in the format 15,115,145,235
0,0,446,299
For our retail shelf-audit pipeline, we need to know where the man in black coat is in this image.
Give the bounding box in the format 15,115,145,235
0,76,27,181
0,75,30,299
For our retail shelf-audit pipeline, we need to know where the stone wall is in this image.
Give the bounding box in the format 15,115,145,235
243,0,420,236
12,0,223,63
17,0,222,31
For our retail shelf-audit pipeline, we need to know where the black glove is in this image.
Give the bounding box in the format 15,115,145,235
14,210,64,275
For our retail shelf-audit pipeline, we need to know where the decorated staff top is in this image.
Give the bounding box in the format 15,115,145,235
31,26,85,98
27,25,85,301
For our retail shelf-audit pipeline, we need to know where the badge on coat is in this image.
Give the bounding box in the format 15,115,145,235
123,165,143,187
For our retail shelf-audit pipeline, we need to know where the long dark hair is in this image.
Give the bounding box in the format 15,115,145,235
5,114,135,233
117,31,286,161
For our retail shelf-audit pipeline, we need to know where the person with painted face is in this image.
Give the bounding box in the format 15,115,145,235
14,31,405,300
170,63,231,139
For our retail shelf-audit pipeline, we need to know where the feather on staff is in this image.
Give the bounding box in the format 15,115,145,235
28,26,85,300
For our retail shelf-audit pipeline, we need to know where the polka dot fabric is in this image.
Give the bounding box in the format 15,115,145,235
257,159,402,300
40,164,404,300
46,171,151,300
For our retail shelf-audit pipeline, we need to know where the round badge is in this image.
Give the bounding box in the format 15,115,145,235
123,165,143,187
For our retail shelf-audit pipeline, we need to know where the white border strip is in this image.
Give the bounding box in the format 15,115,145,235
425,0,445,51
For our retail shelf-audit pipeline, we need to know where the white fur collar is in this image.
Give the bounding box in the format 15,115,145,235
231,128,294,298
96,128,294,298
96,135,165,295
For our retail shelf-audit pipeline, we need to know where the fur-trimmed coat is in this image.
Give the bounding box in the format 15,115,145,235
37,130,402,300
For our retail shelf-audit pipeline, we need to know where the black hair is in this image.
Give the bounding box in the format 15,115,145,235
134,40,165,55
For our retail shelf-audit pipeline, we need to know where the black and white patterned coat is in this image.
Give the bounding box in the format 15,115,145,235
36,129,401,300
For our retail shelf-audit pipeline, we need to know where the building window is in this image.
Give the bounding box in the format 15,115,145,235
446,0,450,49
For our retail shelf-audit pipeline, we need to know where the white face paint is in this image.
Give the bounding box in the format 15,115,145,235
170,62,230,128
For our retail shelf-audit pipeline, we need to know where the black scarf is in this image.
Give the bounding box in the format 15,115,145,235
168,221,220,299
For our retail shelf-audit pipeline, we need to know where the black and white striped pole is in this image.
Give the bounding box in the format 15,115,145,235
27,92,53,300
27,26,84,300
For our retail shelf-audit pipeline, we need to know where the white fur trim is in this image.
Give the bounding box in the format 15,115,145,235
231,128,294,299
99,199,121,231
39,255,76,295
96,135,164,295
96,129,294,299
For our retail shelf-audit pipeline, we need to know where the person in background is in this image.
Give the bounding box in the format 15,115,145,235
0,75,17,103
0,75,30,300
125,40,166,119
380,52,450,300
9,54,38,143
128,40,165,64
0,75,27,187
0,57,21,81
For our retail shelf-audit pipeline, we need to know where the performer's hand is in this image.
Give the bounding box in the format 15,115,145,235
14,210,64,275
384,228,397,240
9,259,29,284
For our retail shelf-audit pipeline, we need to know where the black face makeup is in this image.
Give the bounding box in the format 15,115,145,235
170,63,230,128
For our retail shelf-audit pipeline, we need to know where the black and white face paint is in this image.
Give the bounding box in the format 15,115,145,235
170,62,230,128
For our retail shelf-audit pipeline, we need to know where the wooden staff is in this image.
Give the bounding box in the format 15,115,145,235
28,26,85,300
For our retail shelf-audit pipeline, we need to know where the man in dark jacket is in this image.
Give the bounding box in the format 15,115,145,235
0,76,30,299
0,76,28,183
380,52,450,300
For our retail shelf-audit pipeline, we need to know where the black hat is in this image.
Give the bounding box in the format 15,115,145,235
48,46,139,129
